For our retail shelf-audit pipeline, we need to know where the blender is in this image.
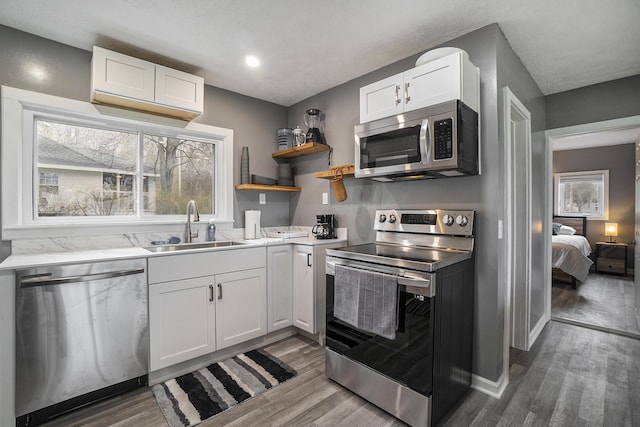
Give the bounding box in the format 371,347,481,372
304,108,326,144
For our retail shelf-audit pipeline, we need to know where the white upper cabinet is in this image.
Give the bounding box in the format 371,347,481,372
92,47,156,102
155,65,204,112
360,51,479,123
91,46,204,120
359,73,405,124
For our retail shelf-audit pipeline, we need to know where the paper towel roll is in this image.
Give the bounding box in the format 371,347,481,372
245,210,261,239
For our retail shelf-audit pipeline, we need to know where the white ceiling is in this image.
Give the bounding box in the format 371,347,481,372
1,0,639,107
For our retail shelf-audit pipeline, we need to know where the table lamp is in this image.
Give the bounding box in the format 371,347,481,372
604,222,618,243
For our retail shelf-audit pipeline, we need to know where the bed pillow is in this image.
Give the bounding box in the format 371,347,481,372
552,222,562,235
558,225,576,235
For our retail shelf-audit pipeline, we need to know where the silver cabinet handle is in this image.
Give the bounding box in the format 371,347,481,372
404,82,411,103
18,268,145,288
217,283,222,300
394,85,401,106
209,284,214,301
307,253,312,267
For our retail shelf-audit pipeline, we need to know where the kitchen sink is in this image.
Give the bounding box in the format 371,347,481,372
144,241,247,253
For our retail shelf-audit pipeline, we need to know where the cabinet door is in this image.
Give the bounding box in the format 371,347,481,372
91,46,156,102
149,277,215,371
215,268,267,350
292,245,315,333
359,73,404,123
403,52,462,113
267,246,293,332
155,65,204,113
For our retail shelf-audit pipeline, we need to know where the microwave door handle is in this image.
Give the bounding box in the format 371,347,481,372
420,118,431,166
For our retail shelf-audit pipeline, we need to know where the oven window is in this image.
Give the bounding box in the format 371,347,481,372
359,124,422,169
326,276,434,396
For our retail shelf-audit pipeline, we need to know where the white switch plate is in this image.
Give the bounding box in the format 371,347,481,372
498,219,503,239
259,193,266,204
322,192,329,204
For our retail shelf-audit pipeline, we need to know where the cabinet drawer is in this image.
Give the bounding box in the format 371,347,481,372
597,258,625,274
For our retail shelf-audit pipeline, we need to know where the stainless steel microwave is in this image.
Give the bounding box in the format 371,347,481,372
354,100,479,181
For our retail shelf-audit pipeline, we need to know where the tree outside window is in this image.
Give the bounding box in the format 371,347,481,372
36,120,215,218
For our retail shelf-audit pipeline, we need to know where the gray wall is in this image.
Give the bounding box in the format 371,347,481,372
286,24,547,382
546,75,640,129
0,24,290,232
553,144,635,266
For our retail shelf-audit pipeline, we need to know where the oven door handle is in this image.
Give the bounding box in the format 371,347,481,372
397,276,435,298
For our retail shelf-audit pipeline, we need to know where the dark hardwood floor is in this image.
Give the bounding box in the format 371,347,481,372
552,272,639,336
42,321,640,427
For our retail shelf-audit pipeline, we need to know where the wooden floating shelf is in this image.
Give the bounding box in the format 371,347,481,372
272,142,330,159
235,184,301,192
314,164,355,180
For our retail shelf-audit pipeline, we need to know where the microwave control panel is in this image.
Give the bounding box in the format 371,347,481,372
433,118,453,160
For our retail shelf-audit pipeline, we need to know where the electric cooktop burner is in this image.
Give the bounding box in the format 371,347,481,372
326,208,475,272
331,242,471,272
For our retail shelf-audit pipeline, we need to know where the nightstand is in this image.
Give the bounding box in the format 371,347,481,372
595,242,628,276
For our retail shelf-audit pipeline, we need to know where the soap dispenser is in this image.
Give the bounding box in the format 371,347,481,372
207,219,216,241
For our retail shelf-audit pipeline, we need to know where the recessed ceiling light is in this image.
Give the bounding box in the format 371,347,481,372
245,55,260,68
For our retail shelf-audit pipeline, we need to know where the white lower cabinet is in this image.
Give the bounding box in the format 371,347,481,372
148,247,266,371
292,245,315,333
149,276,216,371
215,268,267,350
267,245,293,332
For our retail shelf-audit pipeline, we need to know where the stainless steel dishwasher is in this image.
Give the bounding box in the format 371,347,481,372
15,258,148,426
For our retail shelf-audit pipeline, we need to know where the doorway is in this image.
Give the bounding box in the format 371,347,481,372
503,87,533,352
545,116,640,336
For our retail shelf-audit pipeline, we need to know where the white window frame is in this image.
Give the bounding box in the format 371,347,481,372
553,169,609,220
1,86,234,240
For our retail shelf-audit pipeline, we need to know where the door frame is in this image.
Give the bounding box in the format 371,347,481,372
545,115,640,326
503,87,532,355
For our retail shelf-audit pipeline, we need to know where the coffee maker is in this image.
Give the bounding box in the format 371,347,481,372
312,214,336,239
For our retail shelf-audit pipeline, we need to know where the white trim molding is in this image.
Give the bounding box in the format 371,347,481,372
502,87,533,371
1,86,234,240
472,372,508,399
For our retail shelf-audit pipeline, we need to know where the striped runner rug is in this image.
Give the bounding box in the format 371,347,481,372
152,348,297,427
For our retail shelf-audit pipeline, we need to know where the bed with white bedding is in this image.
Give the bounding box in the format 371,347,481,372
552,216,593,288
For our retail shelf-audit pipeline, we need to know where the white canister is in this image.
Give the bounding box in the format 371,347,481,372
244,210,261,239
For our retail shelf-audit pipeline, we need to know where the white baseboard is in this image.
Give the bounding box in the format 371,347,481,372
471,371,508,399
528,315,548,349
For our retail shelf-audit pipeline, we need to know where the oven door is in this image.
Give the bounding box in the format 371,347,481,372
325,256,435,396
354,117,430,179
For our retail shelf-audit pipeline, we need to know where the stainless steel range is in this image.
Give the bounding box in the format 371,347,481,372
325,208,475,427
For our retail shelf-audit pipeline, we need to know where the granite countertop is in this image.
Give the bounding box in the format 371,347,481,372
0,229,347,271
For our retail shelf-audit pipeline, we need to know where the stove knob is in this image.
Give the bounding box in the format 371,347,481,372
456,215,469,226
388,214,397,223
379,213,387,223
442,214,454,226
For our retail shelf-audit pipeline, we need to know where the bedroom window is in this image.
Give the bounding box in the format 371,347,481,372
554,170,609,220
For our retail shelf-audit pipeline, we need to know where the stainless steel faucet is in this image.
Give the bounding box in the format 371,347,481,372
186,200,200,243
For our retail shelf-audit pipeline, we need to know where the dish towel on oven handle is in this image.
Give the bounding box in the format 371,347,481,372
334,264,398,340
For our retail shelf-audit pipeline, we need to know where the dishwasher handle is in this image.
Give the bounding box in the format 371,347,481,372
18,268,145,288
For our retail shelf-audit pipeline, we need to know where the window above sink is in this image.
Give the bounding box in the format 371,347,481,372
1,86,234,240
